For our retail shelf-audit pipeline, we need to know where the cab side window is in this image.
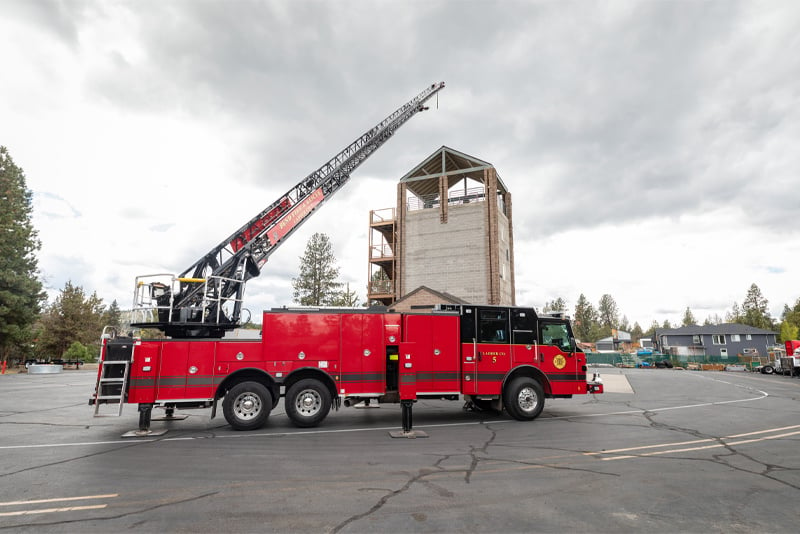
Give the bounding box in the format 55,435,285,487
460,306,476,343
540,322,572,352
478,309,509,344
512,308,536,345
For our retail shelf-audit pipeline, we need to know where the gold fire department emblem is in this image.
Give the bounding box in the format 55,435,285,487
553,354,567,370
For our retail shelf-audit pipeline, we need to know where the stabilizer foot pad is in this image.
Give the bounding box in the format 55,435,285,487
122,429,168,438
389,430,429,439
151,414,189,421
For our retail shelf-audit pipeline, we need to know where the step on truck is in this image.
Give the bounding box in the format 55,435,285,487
94,305,603,433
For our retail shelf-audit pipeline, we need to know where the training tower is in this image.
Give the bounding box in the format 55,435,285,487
367,146,515,309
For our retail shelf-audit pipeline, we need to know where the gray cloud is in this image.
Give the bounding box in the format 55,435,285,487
5,0,799,323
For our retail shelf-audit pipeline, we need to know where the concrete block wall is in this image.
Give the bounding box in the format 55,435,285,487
403,203,488,303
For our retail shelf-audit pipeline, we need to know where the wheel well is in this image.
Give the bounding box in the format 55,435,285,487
284,368,338,401
216,369,279,405
503,366,552,396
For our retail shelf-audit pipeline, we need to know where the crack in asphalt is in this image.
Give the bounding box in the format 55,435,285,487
329,467,454,534
634,410,800,492
329,422,497,533
0,402,90,418
0,491,219,530
0,421,96,428
0,425,202,479
464,423,497,484
330,421,616,533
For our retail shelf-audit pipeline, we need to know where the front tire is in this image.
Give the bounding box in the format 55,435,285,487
503,377,545,421
223,381,273,431
286,379,332,428
763,365,774,375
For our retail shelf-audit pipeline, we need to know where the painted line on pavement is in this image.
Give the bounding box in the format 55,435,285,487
586,426,800,461
0,493,118,507
0,504,107,517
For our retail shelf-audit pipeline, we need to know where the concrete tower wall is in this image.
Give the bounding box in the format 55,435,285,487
403,203,488,303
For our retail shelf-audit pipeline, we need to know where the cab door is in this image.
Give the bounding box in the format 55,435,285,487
538,320,582,395
511,308,537,365
473,307,511,395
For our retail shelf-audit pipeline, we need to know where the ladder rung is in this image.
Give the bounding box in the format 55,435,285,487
99,378,126,383
95,395,124,400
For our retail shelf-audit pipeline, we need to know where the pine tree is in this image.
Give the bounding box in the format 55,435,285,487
631,322,643,342
105,299,122,329
573,294,599,342
0,146,46,364
682,307,696,326
598,294,619,330
36,281,106,360
292,233,342,306
741,283,773,330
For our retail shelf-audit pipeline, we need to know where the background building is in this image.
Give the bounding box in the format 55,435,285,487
653,324,778,359
596,330,633,352
368,146,515,308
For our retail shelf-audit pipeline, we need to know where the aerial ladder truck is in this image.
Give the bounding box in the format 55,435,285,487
129,82,446,340
92,82,603,436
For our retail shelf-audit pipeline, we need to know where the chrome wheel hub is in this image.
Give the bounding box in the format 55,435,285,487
518,387,538,413
295,389,322,416
234,393,261,420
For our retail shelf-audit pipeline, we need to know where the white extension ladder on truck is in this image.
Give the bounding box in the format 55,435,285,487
93,359,130,417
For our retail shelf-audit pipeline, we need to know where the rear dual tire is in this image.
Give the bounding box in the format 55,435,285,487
286,379,332,428
223,381,273,431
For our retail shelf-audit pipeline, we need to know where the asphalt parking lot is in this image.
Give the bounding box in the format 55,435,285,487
1,367,799,533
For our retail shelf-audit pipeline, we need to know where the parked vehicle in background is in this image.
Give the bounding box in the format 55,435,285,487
760,341,800,375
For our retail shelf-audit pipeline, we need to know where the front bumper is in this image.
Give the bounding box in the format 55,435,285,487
587,372,603,394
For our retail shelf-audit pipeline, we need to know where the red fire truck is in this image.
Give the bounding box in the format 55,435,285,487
90,82,602,435
95,305,603,434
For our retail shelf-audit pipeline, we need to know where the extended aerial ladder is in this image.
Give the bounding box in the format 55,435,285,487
132,82,446,338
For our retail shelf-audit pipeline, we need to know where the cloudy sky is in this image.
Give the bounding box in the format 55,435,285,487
2,0,798,328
